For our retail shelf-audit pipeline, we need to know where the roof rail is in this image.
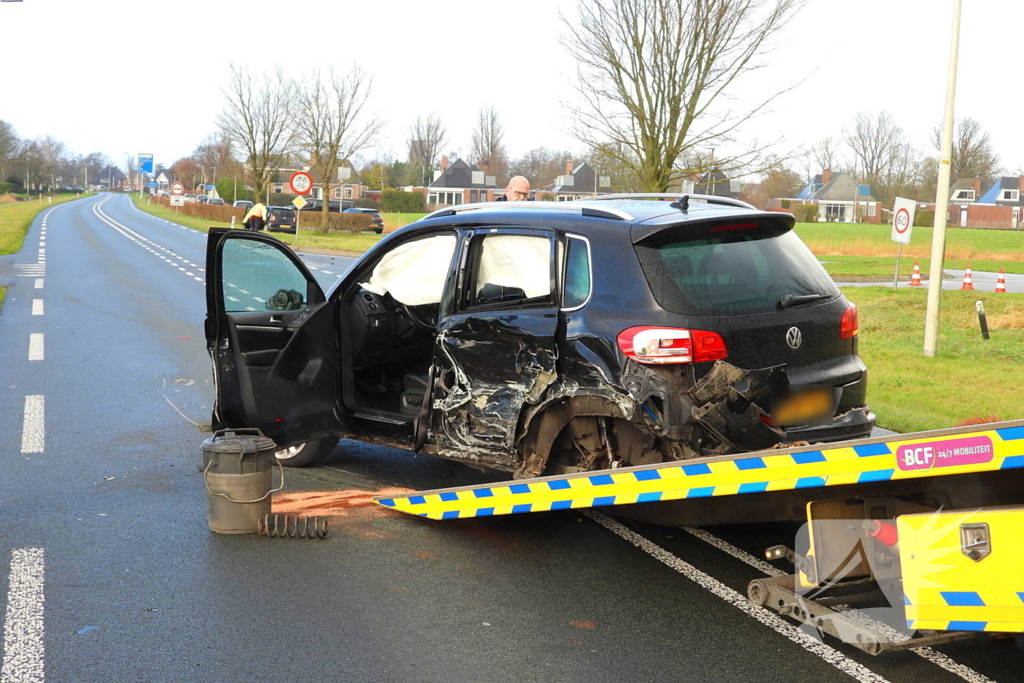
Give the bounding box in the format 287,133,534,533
422,200,634,222
584,193,756,210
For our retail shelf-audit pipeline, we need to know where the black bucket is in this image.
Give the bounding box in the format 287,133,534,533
201,428,282,534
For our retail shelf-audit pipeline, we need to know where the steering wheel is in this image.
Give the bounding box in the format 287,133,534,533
402,302,438,331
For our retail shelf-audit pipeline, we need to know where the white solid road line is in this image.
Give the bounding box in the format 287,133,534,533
681,527,997,683
1,547,45,683
27,334,43,362
30,300,42,316
586,511,891,683
20,396,44,454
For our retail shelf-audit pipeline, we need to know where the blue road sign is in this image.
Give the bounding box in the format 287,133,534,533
147,182,158,188
138,153,154,174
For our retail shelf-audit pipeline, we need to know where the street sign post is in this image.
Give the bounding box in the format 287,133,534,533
891,197,917,290
138,154,154,174
170,182,185,196
292,195,307,210
170,196,185,206
290,171,313,195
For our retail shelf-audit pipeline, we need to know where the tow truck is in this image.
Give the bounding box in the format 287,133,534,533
374,419,1024,655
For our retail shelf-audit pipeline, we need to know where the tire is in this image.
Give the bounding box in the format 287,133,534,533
274,437,338,467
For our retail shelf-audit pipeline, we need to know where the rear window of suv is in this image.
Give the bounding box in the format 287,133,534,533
634,222,839,316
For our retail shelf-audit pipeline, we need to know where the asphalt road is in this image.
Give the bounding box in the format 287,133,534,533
0,194,1020,682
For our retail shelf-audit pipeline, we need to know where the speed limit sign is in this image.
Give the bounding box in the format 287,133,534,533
170,182,185,196
891,197,916,245
290,171,313,196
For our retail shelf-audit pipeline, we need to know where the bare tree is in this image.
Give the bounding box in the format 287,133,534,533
809,137,841,175
293,65,383,218
931,117,1000,188
408,114,447,187
217,63,295,205
470,106,508,182
563,0,804,191
507,147,578,188
0,119,20,186
844,112,906,192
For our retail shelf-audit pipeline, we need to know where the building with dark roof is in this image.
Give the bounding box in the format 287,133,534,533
424,157,499,206
767,169,882,224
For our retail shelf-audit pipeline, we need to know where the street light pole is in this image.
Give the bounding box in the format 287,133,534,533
923,0,963,357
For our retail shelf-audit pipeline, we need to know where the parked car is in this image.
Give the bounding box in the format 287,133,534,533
207,197,225,205
204,194,874,471
265,206,297,233
184,193,197,202
298,198,358,212
196,195,209,204
343,207,384,234
233,200,253,210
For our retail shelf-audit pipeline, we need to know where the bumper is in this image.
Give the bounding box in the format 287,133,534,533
782,404,876,444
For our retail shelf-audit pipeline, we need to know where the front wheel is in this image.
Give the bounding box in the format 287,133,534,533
275,437,338,467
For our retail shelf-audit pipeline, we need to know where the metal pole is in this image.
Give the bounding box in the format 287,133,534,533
892,243,903,292
924,0,963,357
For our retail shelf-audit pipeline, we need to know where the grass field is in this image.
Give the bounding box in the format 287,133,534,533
130,196,419,253
798,221,1024,279
843,287,1024,432
1,194,89,310
1,194,86,255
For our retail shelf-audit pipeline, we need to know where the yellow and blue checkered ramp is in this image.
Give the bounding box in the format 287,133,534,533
374,420,1024,520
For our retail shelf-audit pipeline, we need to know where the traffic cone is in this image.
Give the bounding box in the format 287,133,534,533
960,263,974,290
995,267,1007,293
909,260,923,286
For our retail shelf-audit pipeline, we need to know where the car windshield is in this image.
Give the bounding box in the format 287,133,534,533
634,222,839,316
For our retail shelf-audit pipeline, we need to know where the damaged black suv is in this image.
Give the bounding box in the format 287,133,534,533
204,194,874,473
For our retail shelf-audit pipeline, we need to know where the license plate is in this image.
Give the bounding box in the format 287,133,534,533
772,387,832,426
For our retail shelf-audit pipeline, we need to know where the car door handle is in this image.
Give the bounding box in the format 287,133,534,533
269,315,283,324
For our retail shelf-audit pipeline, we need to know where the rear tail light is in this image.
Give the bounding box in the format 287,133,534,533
617,326,728,364
840,304,859,339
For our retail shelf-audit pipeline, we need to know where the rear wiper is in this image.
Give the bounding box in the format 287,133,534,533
778,293,828,309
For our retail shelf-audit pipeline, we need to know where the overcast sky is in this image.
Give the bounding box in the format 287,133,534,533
3,0,1021,180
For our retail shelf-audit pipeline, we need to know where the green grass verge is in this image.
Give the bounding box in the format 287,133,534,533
795,221,1024,264
0,286,5,311
844,286,1024,432
0,194,88,255
131,196,401,253
820,254,1024,280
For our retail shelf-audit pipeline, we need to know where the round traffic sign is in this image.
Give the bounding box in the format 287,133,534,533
894,207,911,234
170,182,185,196
290,172,313,196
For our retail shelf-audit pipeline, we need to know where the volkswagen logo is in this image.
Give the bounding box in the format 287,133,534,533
786,326,802,349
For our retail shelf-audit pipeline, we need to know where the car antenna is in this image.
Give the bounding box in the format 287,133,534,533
671,195,689,213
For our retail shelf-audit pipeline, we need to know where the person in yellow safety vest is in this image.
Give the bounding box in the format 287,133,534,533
243,203,268,231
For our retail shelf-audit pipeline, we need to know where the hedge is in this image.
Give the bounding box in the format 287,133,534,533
914,210,934,227
0,182,11,195
300,211,373,233
382,188,424,213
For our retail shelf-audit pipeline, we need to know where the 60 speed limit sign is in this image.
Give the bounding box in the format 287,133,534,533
290,171,313,195
891,197,916,245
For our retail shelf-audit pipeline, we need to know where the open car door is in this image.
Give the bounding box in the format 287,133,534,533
204,229,341,448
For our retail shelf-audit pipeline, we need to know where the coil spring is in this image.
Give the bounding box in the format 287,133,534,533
257,514,328,539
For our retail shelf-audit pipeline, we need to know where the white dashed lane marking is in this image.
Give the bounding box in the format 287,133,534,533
681,527,997,683
28,334,44,362
586,511,892,683
30,300,43,316
20,395,44,454
1,547,46,683
33,279,43,289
